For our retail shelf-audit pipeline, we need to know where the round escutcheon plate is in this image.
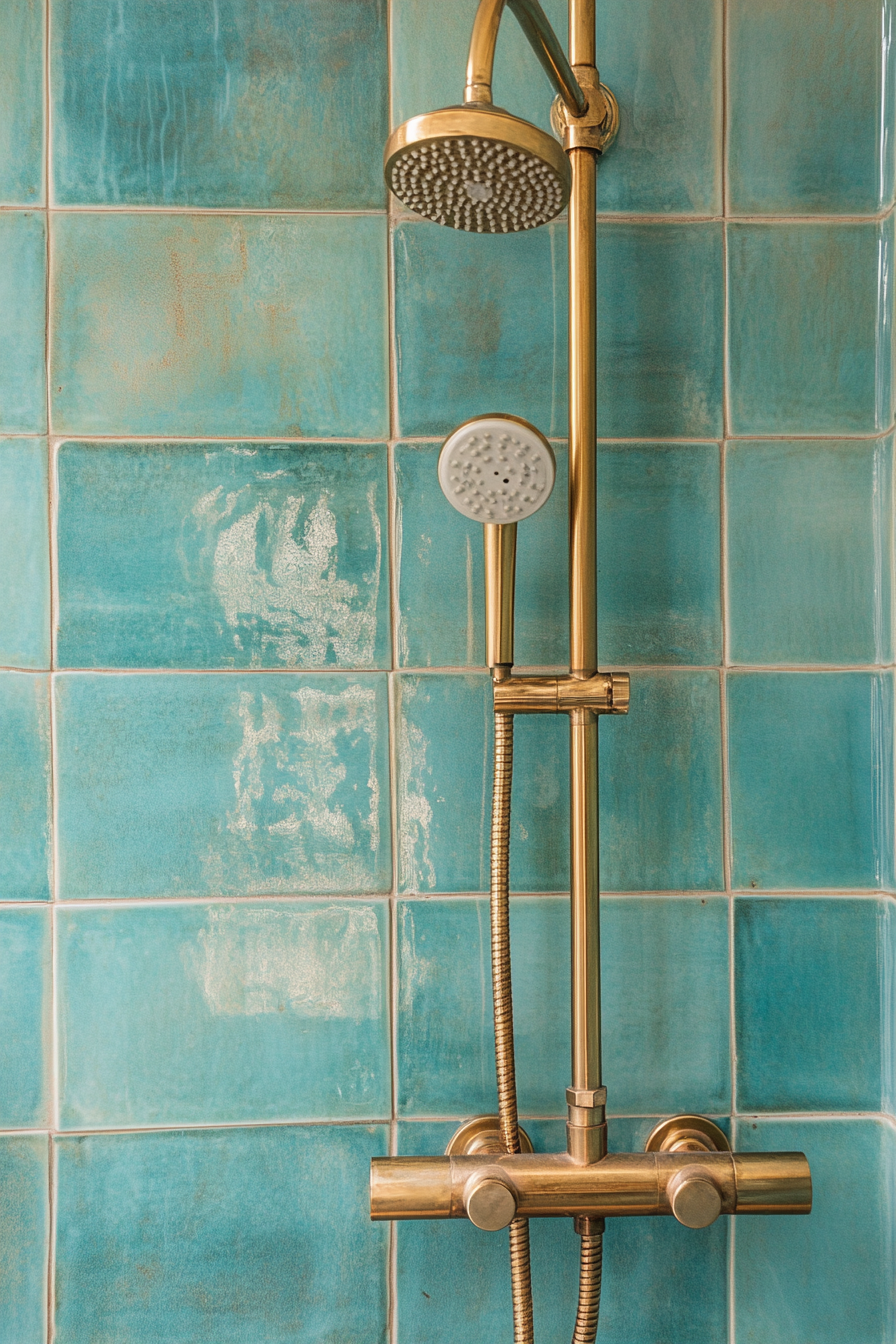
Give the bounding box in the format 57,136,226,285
645,1114,731,1154
446,1115,534,1157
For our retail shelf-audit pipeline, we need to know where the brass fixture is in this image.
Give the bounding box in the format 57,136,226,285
376,0,811,1339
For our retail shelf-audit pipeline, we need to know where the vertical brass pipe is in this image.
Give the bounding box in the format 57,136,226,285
566,0,604,1167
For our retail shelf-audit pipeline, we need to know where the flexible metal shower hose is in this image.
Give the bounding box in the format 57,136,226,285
490,712,535,1344
571,1218,604,1344
490,713,604,1344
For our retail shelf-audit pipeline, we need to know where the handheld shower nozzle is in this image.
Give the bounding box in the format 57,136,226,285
385,105,570,233
440,414,555,674
438,414,556,522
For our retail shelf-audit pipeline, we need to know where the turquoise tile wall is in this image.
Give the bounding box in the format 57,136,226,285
0,0,894,1338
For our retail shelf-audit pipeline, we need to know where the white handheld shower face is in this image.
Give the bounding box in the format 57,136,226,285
438,414,556,523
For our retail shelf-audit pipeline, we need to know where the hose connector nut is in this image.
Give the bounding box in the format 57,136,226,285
567,1086,607,1108
464,1173,518,1231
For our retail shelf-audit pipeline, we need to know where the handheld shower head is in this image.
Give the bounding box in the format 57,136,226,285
385,105,570,233
438,414,556,522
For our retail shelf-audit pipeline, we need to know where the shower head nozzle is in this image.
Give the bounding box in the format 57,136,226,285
439,414,556,523
385,105,570,234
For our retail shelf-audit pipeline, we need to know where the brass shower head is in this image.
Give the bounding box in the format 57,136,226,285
384,104,570,234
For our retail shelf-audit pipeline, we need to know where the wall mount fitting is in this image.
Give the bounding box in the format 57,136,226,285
645,1115,731,1154
447,1115,535,1156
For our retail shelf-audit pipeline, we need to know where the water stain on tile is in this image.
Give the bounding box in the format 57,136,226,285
56,673,391,898
57,441,389,670
188,903,382,1021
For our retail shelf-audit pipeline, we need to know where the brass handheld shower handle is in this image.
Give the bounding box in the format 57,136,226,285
484,522,517,677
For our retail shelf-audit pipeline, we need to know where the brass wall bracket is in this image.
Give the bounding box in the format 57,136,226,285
493,672,630,715
551,65,619,153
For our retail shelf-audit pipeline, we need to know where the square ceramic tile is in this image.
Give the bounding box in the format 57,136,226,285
0,212,46,433
56,441,390,669
735,897,889,1112
0,673,51,901
393,222,723,440
395,673,568,893
393,221,568,440
599,670,724,891
727,672,893,889
394,442,721,669
54,1125,389,1344
0,1136,48,1344
396,670,724,894
0,0,43,203
728,220,894,436
397,896,729,1117
55,673,391,898
728,0,895,214
727,438,894,666
395,1118,727,1344
0,440,50,668
51,0,387,208
596,224,723,439
598,443,721,665
595,0,721,214
57,901,390,1128
50,212,389,438
0,909,50,1127
734,1118,895,1344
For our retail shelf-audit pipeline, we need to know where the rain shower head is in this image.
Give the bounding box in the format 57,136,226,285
384,104,570,233
438,414,556,522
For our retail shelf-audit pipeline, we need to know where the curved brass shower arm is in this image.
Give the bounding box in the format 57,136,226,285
465,0,587,117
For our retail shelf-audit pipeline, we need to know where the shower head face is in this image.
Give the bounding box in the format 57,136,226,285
385,105,570,233
439,414,556,522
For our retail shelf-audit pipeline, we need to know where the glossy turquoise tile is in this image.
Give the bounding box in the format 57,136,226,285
728,220,894,436
0,213,46,433
0,440,50,668
397,897,729,1116
599,670,724,891
727,438,894,666
396,671,723,893
50,212,388,438
393,222,568,439
392,0,720,215
596,224,723,439
395,674,568,893
728,0,895,214
0,909,50,1127
734,1118,895,1344
393,222,723,439
394,443,720,669
55,673,391,898
51,0,386,208
0,673,51,901
595,0,721,214
598,443,721,666
0,0,44,203
735,898,888,1112
728,672,893,890
396,1118,727,1344
0,1136,48,1344
54,1125,389,1344
57,901,389,1128
56,441,390,670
